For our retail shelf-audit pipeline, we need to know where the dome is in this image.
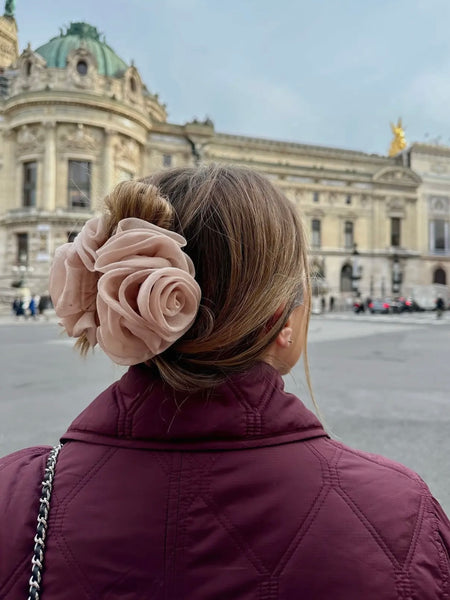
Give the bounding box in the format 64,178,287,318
35,22,128,77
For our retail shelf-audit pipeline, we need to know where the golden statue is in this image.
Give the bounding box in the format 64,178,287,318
389,118,407,157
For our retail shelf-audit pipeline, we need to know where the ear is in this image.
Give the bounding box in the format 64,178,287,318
274,321,293,349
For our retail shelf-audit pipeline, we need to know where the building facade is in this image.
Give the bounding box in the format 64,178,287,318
0,8,446,305
406,144,450,288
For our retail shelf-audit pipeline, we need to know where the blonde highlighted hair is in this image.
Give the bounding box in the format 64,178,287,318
79,164,312,392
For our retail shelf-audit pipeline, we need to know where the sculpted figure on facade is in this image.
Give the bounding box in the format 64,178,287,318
4,0,15,17
59,124,99,153
16,125,44,155
114,136,140,166
389,118,407,157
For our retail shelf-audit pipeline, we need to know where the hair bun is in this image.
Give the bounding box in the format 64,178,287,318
104,180,174,236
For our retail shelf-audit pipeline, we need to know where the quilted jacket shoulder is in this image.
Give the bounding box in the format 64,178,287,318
0,364,449,600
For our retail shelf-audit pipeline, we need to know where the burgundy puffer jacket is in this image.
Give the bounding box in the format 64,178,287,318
1,362,449,599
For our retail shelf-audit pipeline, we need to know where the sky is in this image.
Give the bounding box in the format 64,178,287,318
11,0,450,155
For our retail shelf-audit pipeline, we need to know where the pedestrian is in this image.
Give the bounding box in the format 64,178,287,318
11,296,19,316
436,295,445,319
0,165,449,599
28,295,37,320
329,294,335,311
320,295,326,313
12,295,25,319
38,292,51,320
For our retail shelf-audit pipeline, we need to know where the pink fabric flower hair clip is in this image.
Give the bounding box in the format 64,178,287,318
49,216,201,365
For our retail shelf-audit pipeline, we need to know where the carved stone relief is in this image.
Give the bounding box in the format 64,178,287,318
387,197,405,211
373,167,420,187
16,124,45,155
59,124,99,153
428,195,449,214
114,136,140,164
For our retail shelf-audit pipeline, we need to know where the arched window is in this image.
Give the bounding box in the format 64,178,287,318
433,267,447,285
340,264,353,292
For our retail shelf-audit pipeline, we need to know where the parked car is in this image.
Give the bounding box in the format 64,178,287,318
369,299,390,314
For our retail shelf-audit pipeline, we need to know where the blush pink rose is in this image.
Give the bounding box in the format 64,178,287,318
49,216,107,346
95,218,201,365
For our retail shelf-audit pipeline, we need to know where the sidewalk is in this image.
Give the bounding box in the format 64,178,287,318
314,310,450,325
0,306,58,325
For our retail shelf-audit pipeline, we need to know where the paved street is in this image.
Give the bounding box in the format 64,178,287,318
0,312,449,512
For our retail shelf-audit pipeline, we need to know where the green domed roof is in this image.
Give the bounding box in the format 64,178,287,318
35,22,128,77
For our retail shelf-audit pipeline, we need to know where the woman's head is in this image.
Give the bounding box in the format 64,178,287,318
54,164,311,390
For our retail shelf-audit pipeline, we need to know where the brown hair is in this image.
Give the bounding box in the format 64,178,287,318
82,164,312,391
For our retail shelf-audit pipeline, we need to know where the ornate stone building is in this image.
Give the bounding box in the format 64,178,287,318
0,6,443,304
406,144,450,287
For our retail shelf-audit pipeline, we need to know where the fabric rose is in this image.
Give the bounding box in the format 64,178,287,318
95,218,201,365
49,216,107,346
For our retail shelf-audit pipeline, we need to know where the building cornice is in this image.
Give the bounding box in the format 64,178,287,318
1,91,153,132
409,143,450,158
0,209,96,227
213,132,392,165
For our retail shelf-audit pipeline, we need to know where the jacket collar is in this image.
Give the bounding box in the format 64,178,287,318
62,362,327,451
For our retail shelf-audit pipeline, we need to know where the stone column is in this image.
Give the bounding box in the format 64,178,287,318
103,129,114,195
405,197,418,252
2,129,16,211
42,121,56,211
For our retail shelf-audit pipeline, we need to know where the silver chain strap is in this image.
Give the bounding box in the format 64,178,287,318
28,443,63,600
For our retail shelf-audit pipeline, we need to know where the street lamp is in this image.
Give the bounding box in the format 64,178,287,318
351,243,362,295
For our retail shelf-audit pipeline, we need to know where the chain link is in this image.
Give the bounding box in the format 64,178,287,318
28,443,63,600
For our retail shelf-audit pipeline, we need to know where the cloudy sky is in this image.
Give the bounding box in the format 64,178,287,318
13,0,450,155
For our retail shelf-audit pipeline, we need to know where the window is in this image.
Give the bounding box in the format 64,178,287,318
25,61,32,76
430,219,448,253
130,77,137,93
22,161,37,207
311,219,321,248
345,194,352,205
16,233,28,265
340,264,353,292
390,217,401,247
433,267,447,285
344,221,354,249
163,154,172,167
76,60,88,75
312,191,319,203
68,160,91,208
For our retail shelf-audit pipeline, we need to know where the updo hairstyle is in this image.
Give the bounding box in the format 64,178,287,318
91,164,311,390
